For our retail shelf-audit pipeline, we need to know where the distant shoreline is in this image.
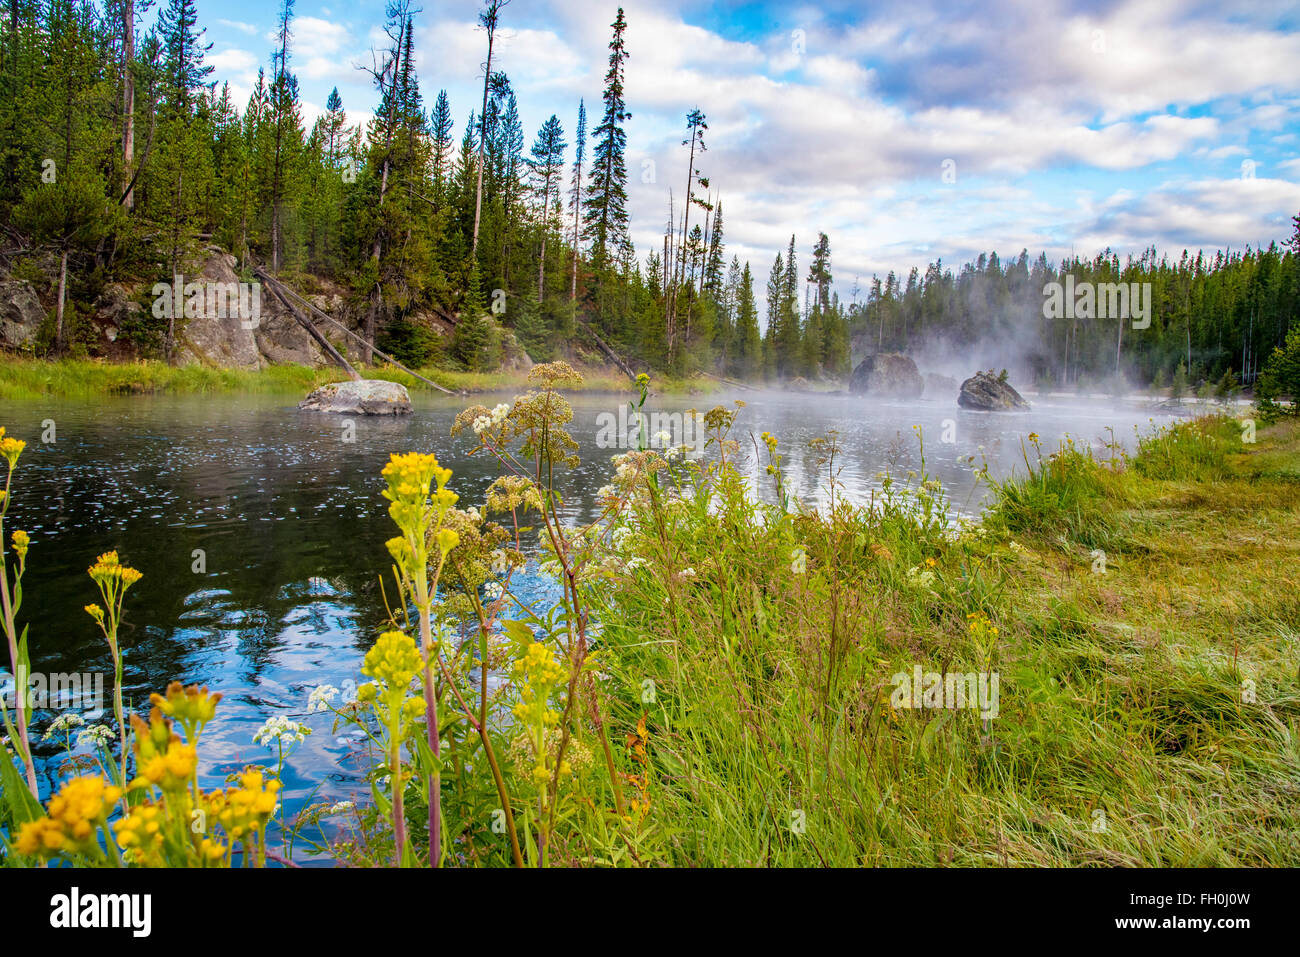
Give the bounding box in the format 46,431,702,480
0,358,725,402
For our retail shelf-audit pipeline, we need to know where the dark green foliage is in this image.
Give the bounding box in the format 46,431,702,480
1256,325,1300,419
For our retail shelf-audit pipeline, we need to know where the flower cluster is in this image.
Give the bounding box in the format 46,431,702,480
15,775,122,859
42,711,85,741
87,550,143,589
356,631,426,740
512,642,567,787
151,681,222,740
130,707,195,793
0,426,25,469
112,802,165,865
213,768,281,843
306,684,339,714
472,402,512,435
253,715,311,750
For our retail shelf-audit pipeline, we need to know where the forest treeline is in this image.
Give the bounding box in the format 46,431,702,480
0,0,1296,387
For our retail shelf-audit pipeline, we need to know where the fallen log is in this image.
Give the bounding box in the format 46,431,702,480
254,266,360,380
579,320,637,383
253,266,460,395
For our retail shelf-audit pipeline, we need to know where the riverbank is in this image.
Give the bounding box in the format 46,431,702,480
0,358,722,401
597,413,1300,865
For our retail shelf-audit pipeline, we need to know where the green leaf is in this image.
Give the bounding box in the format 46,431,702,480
0,744,42,824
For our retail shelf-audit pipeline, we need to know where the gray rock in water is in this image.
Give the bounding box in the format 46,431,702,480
850,353,924,397
958,371,1030,410
0,280,45,350
299,379,413,415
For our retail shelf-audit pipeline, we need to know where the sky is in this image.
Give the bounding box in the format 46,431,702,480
199,0,1300,304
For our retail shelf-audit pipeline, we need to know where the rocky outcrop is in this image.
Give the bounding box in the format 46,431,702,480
171,250,266,370
159,246,339,369
958,371,1030,410
298,379,412,415
0,280,45,350
850,353,924,397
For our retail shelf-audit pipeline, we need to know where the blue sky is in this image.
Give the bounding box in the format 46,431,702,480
198,0,1300,302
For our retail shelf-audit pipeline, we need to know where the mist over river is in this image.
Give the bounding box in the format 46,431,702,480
0,388,1184,853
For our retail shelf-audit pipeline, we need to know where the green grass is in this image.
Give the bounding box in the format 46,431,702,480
592,414,1300,865
0,357,717,400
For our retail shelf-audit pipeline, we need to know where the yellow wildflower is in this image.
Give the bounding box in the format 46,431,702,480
0,432,25,469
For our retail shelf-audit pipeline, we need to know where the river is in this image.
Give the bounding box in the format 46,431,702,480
0,386,1186,852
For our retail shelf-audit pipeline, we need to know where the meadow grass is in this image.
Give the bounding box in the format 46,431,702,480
0,358,714,401
593,414,1300,866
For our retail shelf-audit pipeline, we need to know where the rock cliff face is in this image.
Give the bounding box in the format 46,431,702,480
0,280,44,350
1,245,356,368
173,248,344,370
850,353,924,397
958,371,1031,410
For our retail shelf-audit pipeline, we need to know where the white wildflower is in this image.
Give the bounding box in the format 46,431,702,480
490,403,510,425
490,548,510,575
483,581,504,601
42,712,85,740
306,684,340,714
651,429,672,447
75,725,115,749
253,715,311,749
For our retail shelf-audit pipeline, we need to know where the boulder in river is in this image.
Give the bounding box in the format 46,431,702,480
849,353,924,397
958,370,1030,410
299,379,413,415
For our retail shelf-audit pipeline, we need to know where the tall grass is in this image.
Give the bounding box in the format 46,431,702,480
589,413,1300,865
0,358,705,400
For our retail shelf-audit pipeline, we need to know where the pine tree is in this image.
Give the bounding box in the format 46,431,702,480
703,199,725,296
734,261,761,379
158,0,213,114
528,114,565,301
567,98,586,304
430,89,454,204
471,0,509,258
584,7,631,275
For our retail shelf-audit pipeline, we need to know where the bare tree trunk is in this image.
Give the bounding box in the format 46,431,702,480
666,135,697,352
121,0,135,209
570,155,582,305
54,249,67,353
471,1,501,259
1115,312,1123,376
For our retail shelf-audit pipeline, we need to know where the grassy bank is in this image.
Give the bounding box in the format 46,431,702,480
0,357,719,401
597,414,1300,865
